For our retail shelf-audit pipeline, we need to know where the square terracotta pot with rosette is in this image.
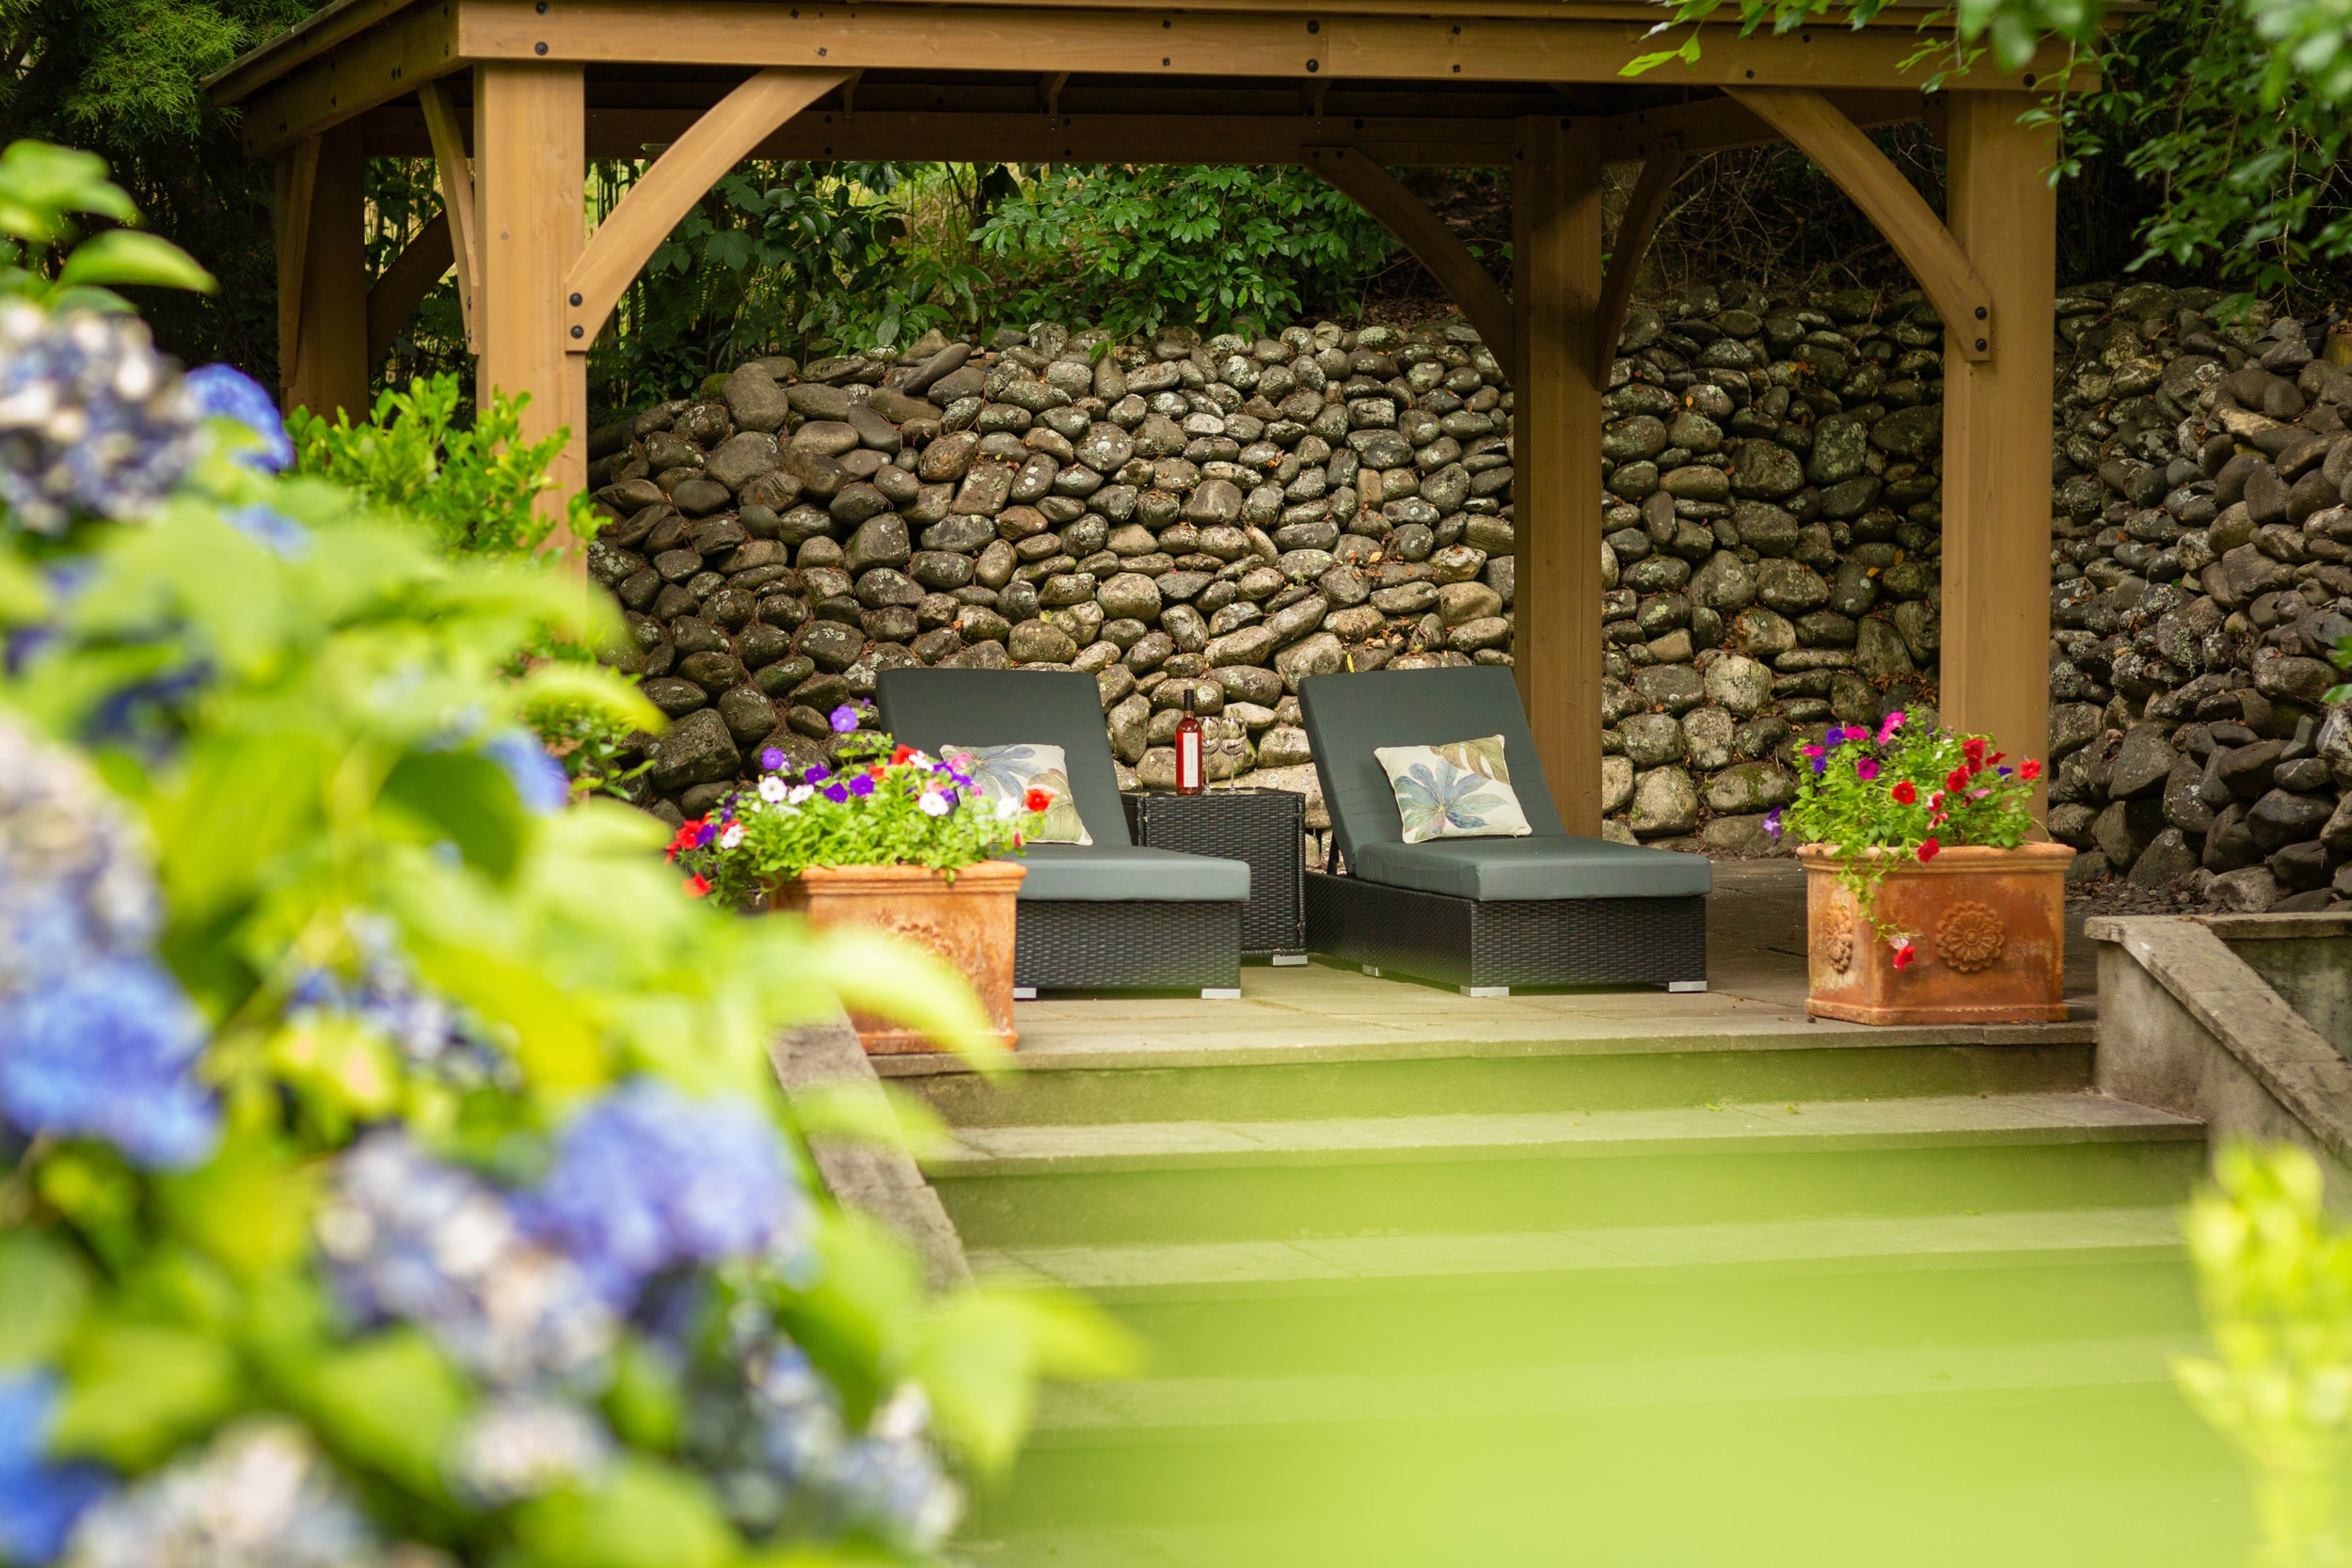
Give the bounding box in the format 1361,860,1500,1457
1799,843,2074,1025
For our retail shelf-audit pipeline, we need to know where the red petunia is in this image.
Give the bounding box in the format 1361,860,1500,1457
683,874,710,897
1892,942,1917,971
868,765,886,779
893,744,914,766
1025,786,1052,813
1890,780,1917,805
2020,758,2043,781
1963,737,1987,769
1945,767,1971,793
1916,837,1940,863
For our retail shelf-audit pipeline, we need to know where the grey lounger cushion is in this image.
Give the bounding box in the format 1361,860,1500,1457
876,667,1248,903
1018,842,1248,901
1353,836,1714,902
1298,664,1710,901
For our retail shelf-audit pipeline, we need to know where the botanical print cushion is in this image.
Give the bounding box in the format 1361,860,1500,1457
1374,735,1534,845
941,742,1093,845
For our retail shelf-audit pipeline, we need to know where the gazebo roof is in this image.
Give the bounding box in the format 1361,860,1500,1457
211,0,2094,164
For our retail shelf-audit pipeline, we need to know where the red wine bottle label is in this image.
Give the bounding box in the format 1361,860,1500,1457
1177,728,1202,792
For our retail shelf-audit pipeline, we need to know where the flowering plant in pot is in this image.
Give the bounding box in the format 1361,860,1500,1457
675,708,1047,1053
1769,713,2072,1024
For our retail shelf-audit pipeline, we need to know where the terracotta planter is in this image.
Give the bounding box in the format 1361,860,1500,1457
1798,842,2074,1025
769,861,1025,1054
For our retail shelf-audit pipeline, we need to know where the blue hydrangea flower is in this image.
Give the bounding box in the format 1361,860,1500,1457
319,1131,616,1386
520,1079,803,1306
0,306,200,533
0,956,218,1169
61,1421,371,1568
0,1372,113,1566
183,363,293,473
287,927,511,1089
483,728,569,815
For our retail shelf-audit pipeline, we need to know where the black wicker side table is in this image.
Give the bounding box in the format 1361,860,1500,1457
1121,788,1308,963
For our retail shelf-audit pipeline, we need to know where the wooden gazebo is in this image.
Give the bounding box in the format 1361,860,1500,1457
210,0,2077,833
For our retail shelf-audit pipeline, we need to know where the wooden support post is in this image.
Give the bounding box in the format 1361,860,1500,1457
475,62,587,549
1512,115,1605,836
1303,146,1516,383
1941,92,2056,804
277,123,369,420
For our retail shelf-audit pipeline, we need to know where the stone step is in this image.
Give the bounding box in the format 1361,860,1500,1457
899,1033,2097,1129
930,1093,2205,1248
976,1208,2198,1383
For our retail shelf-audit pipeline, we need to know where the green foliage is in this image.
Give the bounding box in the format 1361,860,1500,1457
0,0,310,371
0,139,214,310
970,165,1397,339
676,730,1036,908
2176,1142,2352,1567
1775,719,2040,942
0,140,1125,1565
289,373,593,556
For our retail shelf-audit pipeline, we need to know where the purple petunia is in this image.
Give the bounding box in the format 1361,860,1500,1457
828,705,860,735
1811,755,1827,775
805,764,831,784
847,774,875,798
821,784,850,803
760,747,786,772
1824,726,1849,747
1763,808,1784,840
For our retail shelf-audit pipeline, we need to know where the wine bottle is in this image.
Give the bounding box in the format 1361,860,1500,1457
1175,687,1204,795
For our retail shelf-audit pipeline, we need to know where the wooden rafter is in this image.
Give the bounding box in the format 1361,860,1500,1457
564,66,850,350
1594,138,1684,381
273,137,321,387
418,79,480,349
1300,146,1516,382
365,210,455,365
1726,85,1994,359
241,1,458,156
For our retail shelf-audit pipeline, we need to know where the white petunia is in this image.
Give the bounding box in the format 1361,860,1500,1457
918,791,950,817
719,823,744,849
787,785,815,805
758,775,788,803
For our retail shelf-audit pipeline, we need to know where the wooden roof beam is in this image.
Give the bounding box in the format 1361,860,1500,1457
241,0,458,156
365,210,455,366
1302,146,1515,382
1726,85,1992,358
454,0,2082,93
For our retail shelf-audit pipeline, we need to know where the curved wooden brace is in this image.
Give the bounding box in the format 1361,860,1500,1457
1302,145,1517,385
365,212,455,367
565,66,849,350
1725,86,1994,361
1594,139,1684,382
418,81,480,351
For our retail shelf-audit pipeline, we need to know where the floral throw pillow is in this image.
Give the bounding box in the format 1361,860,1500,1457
1374,735,1534,845
941,743,1092,845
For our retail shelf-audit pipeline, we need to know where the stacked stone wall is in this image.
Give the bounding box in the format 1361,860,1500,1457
582,282,2352,913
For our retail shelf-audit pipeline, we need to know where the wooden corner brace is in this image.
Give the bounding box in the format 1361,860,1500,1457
1595,137,1685,383
274,137,322,388
365,212,456,367
565,66,850,352
1301,146,1517,386
1725,87,1993,360
419,80,482,351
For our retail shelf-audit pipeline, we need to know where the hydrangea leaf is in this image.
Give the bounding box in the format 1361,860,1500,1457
771,1209,929,1431
911,1289,1140,1476
379,752,534,884
512,1456,739,1568
49,1321,242,1469
56,230,215,294
601,1334,684,1453
157,1137,318,1282
0,1232,92,1369
808,925,1004,1071
296,1329,472,1502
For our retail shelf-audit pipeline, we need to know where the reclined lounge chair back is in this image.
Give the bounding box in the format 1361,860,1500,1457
1298,665,1708,993
876,667,1247,995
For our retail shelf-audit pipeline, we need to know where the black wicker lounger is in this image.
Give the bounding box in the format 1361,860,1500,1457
876,667,1249,997
1297,665,1709,995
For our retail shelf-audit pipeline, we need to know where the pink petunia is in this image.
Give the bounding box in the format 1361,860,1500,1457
1856,758,1880,782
